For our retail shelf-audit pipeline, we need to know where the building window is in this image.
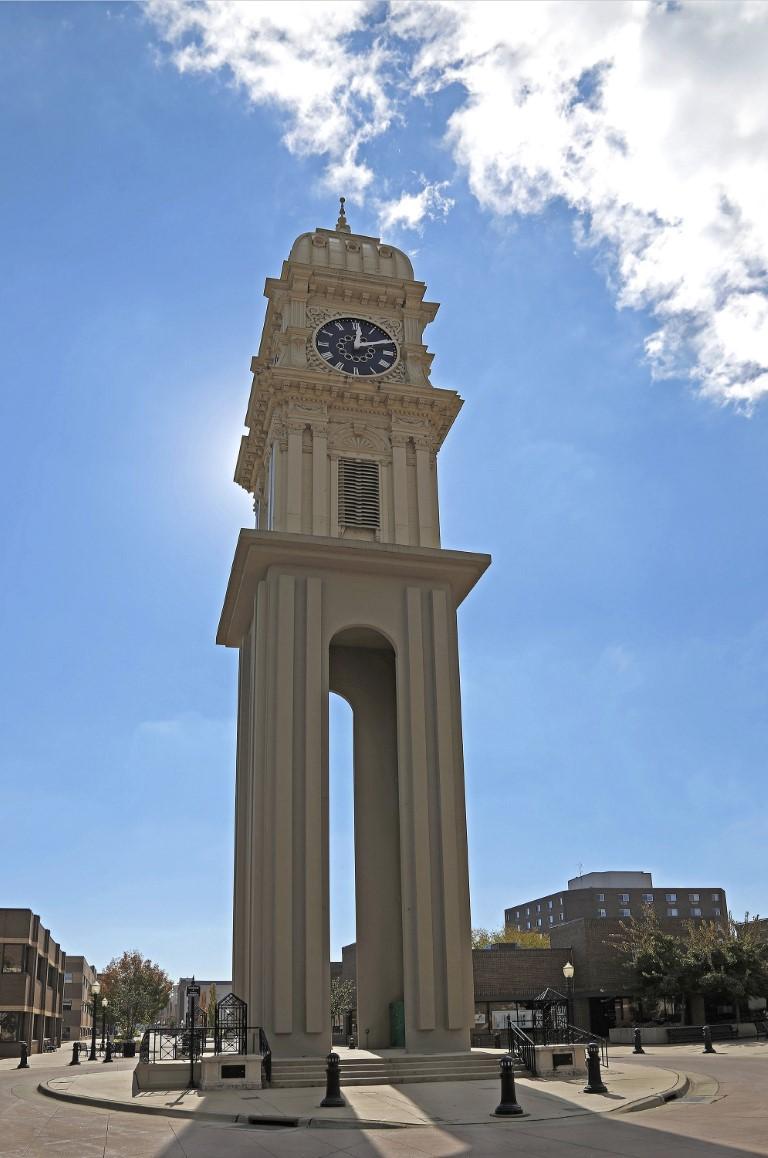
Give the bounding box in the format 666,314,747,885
536,903,541,912
690,907,702,917
665,893,677,903
515,911,520,919
619,908,631,918
558,896,563,905
548,915,554,924
63,1001,72,1012
526,922,531,930
667,907,678,917
338,457,381,529
597,908,607,918
64,972,73,984
711,893,720,901
617,893,630,903
713,908,721,916
642,893,654,903
560,913,565,920
47,964,55,988
0,1012,21,1042
1,944,26,974
536,918,542,927
596,893,605,902
689,893,700,903
526,908,530,916
547,900,553,909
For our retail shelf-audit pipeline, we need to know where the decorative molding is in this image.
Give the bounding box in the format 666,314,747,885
329,421,390,460
234,371,461,493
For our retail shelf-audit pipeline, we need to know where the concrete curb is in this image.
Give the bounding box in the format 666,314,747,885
39,1070,689,1129
38,1081,244,1123
615,1071,690,1114
38,1080,412,1128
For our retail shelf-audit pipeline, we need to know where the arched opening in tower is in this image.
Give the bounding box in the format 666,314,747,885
329,627,404,1050
329,691,355,1040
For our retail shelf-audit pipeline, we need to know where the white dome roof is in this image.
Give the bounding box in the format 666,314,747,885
289,228,414,281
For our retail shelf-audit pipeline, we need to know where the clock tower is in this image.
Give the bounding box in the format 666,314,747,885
218,201,490,1057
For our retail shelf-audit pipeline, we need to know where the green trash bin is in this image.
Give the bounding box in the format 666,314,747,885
389,1000,405,1048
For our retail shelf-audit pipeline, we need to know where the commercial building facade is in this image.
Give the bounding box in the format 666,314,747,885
62,956,97,1042
175,978,232,1026
0,909,65,1056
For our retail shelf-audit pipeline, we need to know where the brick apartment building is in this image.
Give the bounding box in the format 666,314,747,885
0,909,66,1057
505,871,727,933
506,872,729,1036
62,956,97,1042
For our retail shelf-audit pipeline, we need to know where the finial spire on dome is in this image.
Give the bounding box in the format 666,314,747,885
336,196,351,234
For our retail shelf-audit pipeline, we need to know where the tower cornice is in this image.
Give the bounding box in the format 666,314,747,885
234,370,462,494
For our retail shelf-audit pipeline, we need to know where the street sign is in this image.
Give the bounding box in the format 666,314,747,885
187,984,200,997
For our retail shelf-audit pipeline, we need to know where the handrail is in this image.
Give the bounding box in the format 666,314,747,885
258,1026,272,1085
505,1016,537,1076
567,1023,608,1068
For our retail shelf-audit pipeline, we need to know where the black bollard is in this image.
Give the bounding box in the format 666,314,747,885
703,1025,716,1054
103,1039,113,1063
493,1053,523,1116
583,1041,607,1093
632,1027,645,1055
17,1042,29,1070
320,1051,346,1108
69,1041,81,1066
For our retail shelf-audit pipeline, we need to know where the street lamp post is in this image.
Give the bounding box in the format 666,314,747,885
101,998,108,1051
563,961,575,1036
89,980,101,1061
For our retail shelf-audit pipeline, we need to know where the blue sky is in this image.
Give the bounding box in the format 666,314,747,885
1,2,767,977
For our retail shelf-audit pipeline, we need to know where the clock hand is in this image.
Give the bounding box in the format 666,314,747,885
357,338,393,347
353,321,363,350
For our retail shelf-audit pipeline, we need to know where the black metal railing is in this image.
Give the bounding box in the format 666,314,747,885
138,1024,271,1078
505,1017,537,1076
567,1024,608,1068
258,1026,272,1085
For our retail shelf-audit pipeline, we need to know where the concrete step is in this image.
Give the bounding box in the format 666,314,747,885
270,1053,525,1088
272,1069,525,1088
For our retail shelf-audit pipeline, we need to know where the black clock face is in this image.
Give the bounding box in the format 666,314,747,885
314,317,398,377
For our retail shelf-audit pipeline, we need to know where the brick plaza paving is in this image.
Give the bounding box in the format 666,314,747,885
1,1042,767,1156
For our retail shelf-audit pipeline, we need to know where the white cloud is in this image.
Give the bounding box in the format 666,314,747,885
145,0,388,202
392,0,768,408
377,180,454,232
146,0,768,409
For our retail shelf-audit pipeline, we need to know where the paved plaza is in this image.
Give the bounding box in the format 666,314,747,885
2,1041,768,1156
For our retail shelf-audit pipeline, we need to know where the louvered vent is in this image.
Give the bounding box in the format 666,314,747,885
338,457,380,529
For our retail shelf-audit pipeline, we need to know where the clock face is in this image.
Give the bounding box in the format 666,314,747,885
314,317,398,377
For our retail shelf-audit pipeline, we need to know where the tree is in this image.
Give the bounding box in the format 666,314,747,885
682,915,768,1022
330,977,356,1026
207,983,218,1028
609,907,686,1019
100,951,173,1039
472,926,550,949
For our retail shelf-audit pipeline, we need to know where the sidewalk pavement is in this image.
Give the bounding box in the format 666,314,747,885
40,1056,690,1128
